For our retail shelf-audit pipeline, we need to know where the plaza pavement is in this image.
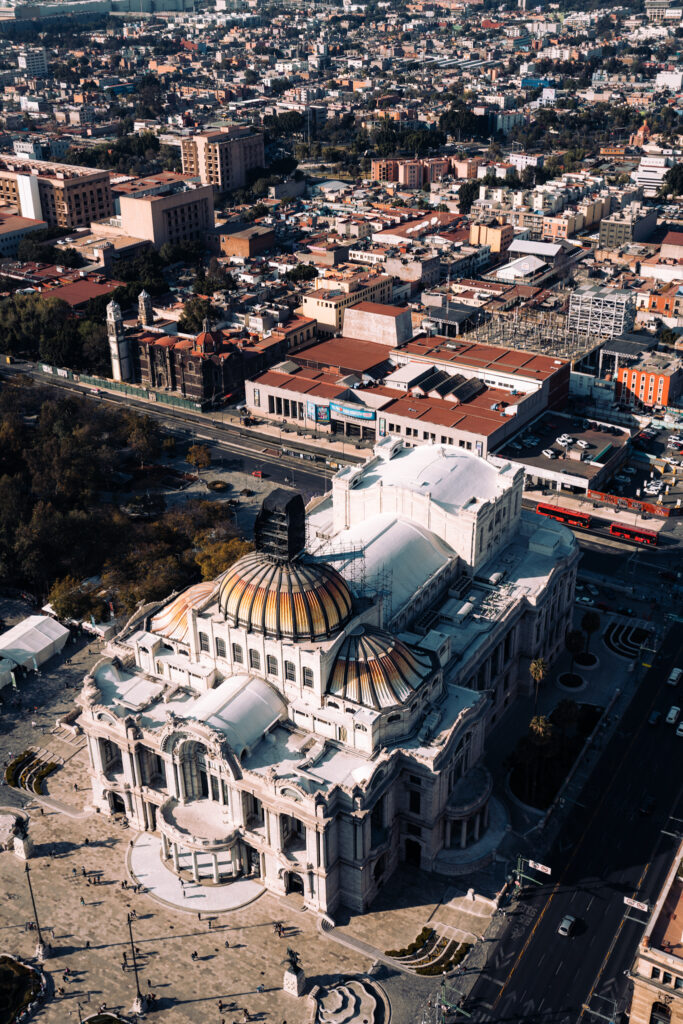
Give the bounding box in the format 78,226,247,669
0,590,656,1024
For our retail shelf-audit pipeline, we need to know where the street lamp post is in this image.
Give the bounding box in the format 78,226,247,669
127,913,147,1015
24,863,50,961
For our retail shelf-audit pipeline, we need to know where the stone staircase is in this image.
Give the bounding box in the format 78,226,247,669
316,979,380,1024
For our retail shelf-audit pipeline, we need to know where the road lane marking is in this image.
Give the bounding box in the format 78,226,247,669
578,861,651,1021
491,632,683,1013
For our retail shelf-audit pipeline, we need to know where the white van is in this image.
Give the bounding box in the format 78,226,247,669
667,667,682,687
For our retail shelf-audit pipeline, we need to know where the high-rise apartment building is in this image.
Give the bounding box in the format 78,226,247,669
17,47,48,78
0,156,114,229
180,128,265,192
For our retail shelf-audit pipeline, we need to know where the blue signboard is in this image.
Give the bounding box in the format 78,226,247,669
329,401,376,421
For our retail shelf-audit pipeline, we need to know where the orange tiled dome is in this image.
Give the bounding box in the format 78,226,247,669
218,552,352,641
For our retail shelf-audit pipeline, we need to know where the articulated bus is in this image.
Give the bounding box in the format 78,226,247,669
535,503,592,529
609,523,658,546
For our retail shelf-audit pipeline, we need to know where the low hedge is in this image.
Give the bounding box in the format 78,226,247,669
32,762,58,794
4,751,35,788
416,942,471,976
386,926,434,958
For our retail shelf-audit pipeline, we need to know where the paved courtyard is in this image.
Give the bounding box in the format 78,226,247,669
0,583,655,1024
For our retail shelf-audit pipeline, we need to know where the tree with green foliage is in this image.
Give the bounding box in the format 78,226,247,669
285,263,318,283
529,656,548,716
458,180,479,214
178,297,217,334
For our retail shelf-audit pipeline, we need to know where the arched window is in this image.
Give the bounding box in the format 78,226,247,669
266,655,278,676
302,667,314,688
285,661,296,682
650,1003,672,1024
249,649,261,670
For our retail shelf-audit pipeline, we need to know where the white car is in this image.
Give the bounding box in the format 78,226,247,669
666,706,680,725
676,723,683,738
557,438,571,447
542,449,557,459
576,439,590,449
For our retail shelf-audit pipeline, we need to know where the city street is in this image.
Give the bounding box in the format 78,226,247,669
460,625,683,1024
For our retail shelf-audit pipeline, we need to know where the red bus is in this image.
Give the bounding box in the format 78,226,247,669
535,503,592,529
609,523,658,546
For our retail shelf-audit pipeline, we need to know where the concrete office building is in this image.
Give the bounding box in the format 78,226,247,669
181,128,265,192
17,46,48,77
598,204,658,249
0,155,113,230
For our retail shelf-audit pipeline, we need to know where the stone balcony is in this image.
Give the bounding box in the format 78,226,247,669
159,797,239,852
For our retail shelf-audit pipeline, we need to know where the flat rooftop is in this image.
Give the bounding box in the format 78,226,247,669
400,336,567,382
494,412,629,482
651,875,683,958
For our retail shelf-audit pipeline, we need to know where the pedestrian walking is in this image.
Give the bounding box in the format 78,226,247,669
72,867,77,877
82,867,87,877
224,940,230,949
123,952,127,964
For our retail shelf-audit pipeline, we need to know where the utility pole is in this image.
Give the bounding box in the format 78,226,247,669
127,913,147,1016
25,863,50,961
512,854,551,889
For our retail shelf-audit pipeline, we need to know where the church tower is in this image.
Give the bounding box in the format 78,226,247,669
138,289,153,328
107,300,131,382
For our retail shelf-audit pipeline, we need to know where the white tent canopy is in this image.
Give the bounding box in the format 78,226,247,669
0,615,70,687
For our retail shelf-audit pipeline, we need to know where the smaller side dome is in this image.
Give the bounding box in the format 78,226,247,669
150,581,217,644
327,625,434,710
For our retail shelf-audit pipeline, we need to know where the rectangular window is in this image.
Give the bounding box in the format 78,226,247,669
221,780,229,806
232,643,243,664
409,774,422,787
199,633,209,653
285,660,296,682
663,972,672,985
675,977,683,991
210,775,219,801
215,637,226,658
253,388,260,407
409,790,421,815
266,655,278,676
303,667,314,688
249,649,261,670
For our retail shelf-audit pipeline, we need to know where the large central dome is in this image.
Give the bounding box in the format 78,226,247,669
218,551,353,641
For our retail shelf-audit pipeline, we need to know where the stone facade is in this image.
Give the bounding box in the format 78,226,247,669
78,443,578,915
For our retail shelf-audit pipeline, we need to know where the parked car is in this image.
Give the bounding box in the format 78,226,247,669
586,584,599,596
666,706,680,725
577,596,595,605
576,439,590,449
667,667,682,686
614,474,629,483
676,723,683,738
623,467,637,476
542,448,557,459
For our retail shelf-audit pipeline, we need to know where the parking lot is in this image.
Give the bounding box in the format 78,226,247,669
494,412,629,491
609,422,683,509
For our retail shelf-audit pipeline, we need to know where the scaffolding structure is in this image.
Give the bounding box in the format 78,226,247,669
307,537,394,627
466,307,603,364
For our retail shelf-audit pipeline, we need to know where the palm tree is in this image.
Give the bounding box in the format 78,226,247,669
565,628,584,675
580,610,601,653
527,715,555,806
529,657,548,716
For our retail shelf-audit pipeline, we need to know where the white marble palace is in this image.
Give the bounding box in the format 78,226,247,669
78,438,579,915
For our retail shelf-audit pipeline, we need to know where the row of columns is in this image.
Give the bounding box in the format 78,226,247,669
445,801,490,850
160,832,245,884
